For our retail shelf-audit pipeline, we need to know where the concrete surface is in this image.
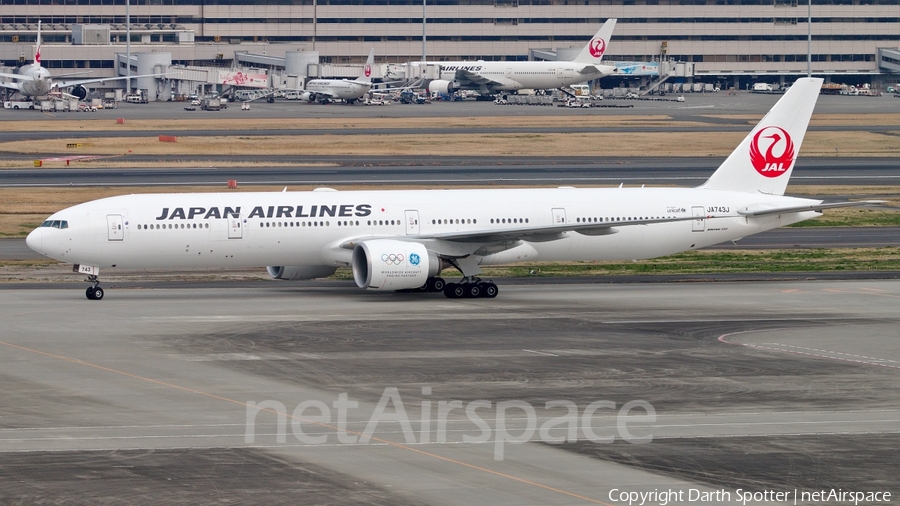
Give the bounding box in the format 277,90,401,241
1,279,897,505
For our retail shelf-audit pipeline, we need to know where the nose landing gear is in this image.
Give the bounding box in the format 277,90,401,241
85,275,104,300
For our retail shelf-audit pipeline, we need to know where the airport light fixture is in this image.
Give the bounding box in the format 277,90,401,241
126,0,131,94
807,0,811,78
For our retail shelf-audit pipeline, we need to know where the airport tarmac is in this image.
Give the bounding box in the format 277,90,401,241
3,89,900,122
1,279,898,505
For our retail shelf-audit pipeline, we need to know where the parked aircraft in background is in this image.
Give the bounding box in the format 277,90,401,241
27,78,878,301
427,19,618,97
0,21,164,100
301,48,376,104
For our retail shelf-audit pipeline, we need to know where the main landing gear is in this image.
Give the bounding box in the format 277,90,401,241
421,276,499,298
85,275,104,300
442,277,499,299
430,256,499,299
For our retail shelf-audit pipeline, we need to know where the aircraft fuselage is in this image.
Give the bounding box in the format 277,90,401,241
27,187,818,271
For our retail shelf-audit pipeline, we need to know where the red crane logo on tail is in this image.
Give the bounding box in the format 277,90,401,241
589,38,607,59
364,64,372,77
750,126,795,178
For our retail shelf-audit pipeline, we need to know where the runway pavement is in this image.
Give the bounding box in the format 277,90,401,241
1,279,897,505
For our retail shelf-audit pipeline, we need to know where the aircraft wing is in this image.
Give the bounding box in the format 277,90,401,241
310,89,337,98
455,69,517,89
55,72,168,88
424,214,713,243
737,200,885,217
339,215,715,252
0,74,33,85
0,80,22,90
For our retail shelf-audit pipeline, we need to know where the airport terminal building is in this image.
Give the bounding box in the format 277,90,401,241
1,0,899,92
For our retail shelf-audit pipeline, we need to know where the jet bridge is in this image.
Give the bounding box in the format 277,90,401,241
877,48,900,74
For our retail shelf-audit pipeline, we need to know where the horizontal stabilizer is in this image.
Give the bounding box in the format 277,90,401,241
737,200,886,217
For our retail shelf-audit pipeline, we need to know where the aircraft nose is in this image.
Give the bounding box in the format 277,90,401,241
25,228,42,254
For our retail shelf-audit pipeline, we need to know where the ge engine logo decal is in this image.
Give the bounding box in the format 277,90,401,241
749,126,795,178
381,253,404,265
409,253,421,266
589,38,607,58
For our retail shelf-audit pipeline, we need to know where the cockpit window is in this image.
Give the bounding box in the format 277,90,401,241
40,220,68,229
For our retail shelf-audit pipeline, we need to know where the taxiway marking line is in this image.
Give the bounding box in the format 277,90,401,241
717,329,900,371
522,349,559,356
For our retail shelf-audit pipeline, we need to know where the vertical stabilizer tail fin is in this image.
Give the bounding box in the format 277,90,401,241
34,20,42,64
700,77,823,196
572,19,616,64
356,48,375,84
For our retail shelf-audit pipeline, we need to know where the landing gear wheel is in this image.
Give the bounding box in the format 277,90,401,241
86,286,104,300
443,283,465,299
482,282,499,298
465,283,482,298
426,277,446,293
86,287,95,300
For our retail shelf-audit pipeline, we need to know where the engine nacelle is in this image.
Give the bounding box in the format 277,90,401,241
427,80,456,95
71,85,87,100
266,265,337,281
300,92,315,102
351,240,438,291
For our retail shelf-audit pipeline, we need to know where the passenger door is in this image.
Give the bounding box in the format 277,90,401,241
692,206,706,232
405,210,420,235
107,214,124,241
227,213,243,239
552,208,567,225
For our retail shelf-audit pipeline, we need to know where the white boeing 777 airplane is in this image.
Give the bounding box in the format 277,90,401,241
27,78,873,300
300,48,376,104
427,19,618,96
0,21,164,100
